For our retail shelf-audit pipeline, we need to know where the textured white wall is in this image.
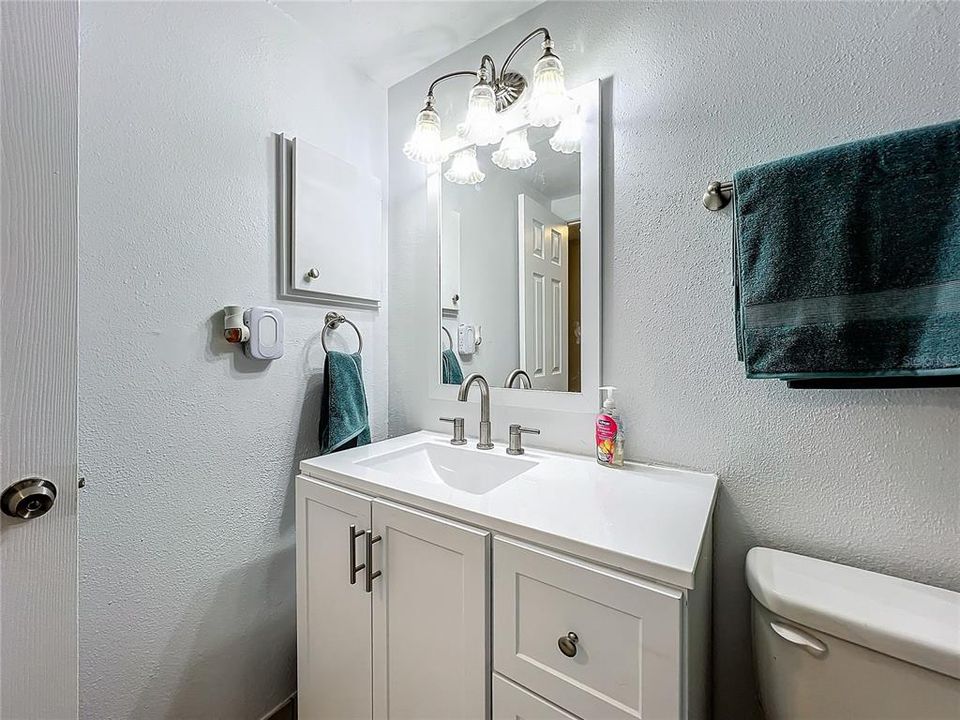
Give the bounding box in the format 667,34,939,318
388,3,960,717
78,3,387,718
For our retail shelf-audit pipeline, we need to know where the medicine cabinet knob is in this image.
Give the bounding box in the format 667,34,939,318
306,267,320,280
557,631,579,657
2,478,57,519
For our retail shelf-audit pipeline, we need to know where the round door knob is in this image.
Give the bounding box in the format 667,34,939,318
558,631,579,657
2,478,57,519
306,267,320,280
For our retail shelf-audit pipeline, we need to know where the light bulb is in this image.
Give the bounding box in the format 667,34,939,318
526,41,576,128
444,147,485,185
492,128,537,170
463,81,504,146
549,109,582,154
403,103,447,165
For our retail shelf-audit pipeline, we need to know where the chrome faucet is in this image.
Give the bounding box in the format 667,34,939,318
503,368,532,389
457,373,493,450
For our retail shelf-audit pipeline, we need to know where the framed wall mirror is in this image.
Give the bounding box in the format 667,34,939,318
429,79,601,411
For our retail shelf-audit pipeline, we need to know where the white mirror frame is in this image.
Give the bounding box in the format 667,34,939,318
428,79,601,412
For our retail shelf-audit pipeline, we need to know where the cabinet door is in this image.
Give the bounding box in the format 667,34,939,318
372,499,490,720
296,477,373,720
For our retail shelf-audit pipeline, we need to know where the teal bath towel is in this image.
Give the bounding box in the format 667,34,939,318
319,351,371,455
441,348,463,385
733,120,960,381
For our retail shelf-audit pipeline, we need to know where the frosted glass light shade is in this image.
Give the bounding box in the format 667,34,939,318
549,109,582,154
463,82,504,146
444,147,485,185
403,106,447,165
526,51,576,128
492,129,537,170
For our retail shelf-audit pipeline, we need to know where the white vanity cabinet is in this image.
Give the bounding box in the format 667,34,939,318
297,431,717,720
296,479,490,720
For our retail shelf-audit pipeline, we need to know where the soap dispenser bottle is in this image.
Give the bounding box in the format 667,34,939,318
595,386,624,467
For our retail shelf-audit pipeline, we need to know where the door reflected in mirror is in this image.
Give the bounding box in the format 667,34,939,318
439,125,582,393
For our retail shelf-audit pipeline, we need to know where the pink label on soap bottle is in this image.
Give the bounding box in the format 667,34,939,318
596,414,618,462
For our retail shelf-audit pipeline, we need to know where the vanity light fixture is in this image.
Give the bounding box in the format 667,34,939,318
403,103,447,164
492,128,537,170
526,39,576,128
444,147,485,185
462,70,504,147
404,27,576,175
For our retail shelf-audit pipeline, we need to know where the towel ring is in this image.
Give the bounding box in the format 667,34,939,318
441,326,453,350
321,311,363,354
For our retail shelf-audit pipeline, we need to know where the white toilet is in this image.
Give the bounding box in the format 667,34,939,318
746,547,960,719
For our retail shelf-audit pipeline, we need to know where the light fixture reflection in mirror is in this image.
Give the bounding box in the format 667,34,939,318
444,147,485,185
549,109,583,154
492,129,537,170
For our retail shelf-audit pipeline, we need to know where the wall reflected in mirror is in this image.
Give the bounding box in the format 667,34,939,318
439,125,581,393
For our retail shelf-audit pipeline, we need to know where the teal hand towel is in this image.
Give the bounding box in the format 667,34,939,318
319,351,371,455
441,348,463,385
733,120,960,380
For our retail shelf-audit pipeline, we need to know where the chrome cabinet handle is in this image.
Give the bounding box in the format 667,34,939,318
558,631,579,657
364,529,382,593
349,524,365,585
306,267,320,280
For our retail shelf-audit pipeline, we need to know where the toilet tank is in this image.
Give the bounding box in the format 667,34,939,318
746,548,960,720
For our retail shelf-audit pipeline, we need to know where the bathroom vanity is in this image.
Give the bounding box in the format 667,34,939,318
296,432,717,720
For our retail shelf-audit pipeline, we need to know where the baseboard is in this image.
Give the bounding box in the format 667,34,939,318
259,692,297,720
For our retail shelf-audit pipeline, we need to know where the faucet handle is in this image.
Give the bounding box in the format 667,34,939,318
507,424,540,455
439,417,467,446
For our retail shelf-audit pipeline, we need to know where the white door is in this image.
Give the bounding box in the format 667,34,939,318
517,195,569,391
372,499,489,720
0,2,79,718
296,478,374,720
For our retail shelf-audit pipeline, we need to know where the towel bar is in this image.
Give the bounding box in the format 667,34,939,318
703,180,733,211
441,326,453,350
321,311,363,354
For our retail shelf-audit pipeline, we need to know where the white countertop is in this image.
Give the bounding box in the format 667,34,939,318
299,431,718,590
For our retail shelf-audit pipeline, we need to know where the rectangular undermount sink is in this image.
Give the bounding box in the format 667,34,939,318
357,442,537,494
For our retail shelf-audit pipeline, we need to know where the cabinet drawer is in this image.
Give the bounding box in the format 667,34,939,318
493,673,581,720
493,537,683,720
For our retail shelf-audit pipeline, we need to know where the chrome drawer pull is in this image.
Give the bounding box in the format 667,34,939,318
349,524,365,585
558,631,579,657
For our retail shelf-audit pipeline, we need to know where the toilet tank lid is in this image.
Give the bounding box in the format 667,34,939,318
746,547,960,681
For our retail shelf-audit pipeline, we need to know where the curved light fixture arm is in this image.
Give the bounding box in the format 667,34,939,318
499,27,551,82
415,26,556,129
479,54,497,82
426,70,481,105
